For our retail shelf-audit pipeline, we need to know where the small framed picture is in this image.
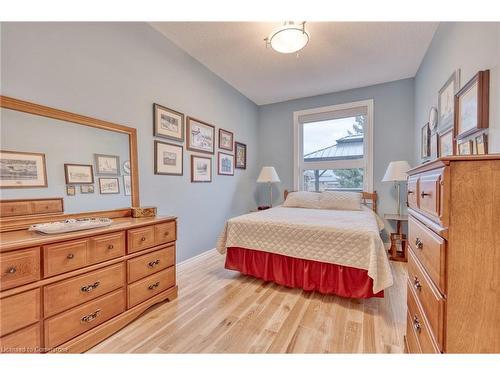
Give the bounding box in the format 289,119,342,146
475,133,488,155
153,103,184,142
421,123,430,159
123,175,132,196
430,133,438,160
64,164,94,184
218,152,234,176
458,140,474,155
438,70,460,132
154,141,183,176
191,155,212,183
94,154,120,175
218,129,234,151
66,185,76,196
186,117,215,154
99,177,120,194
235,142,247,169
0,150,47,188
123,160,131,175
80,184,94,194
438,128,454,157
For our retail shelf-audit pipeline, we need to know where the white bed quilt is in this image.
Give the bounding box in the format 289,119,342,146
216,206,393,294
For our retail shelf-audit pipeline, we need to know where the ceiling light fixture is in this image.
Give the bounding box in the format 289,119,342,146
265,21,309,54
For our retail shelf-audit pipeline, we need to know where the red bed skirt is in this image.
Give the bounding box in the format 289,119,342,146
225,247,383,298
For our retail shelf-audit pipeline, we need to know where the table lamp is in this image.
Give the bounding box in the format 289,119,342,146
382,160,411,215
257,166,280,208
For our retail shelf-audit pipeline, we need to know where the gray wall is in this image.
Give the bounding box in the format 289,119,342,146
414,22,500,164
257,78,415,236
1,22,260,262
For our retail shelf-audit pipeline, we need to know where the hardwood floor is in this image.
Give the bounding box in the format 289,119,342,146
89,249,407,353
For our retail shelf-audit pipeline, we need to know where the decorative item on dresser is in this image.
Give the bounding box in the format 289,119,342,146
405,155,500,353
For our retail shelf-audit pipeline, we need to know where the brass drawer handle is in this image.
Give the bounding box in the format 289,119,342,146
413,315,421,333
81,309,101,323
140,236,147,242
148,259,160,268
6,266,17,274
67,253,75,259
107,244,114,250
413,276,422,291
415,238,423,249
420,191,431,198
148,281,160,290
81,281,100,293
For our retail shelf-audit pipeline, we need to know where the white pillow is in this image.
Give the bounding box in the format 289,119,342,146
283,191,321,209
319,191,362,211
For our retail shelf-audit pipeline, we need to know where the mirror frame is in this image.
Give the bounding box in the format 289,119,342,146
0,95,140,231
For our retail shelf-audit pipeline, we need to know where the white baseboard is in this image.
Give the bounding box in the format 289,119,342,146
177,248,217,266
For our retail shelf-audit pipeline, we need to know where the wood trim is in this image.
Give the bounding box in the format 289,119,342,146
186,116,215,155
283,189,378,212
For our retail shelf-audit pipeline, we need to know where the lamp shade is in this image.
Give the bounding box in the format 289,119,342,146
382,161,411,182
257,166,280,183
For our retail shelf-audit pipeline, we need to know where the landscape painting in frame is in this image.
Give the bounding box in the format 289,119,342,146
438,70,459,132
218,129,234,151
64,164,94,184
0,150,47,188
218,152,234,176
235,142,247,169
186,117,215,154
99,177,120,194
191,155,212,183
154,140,183,176
94,154,120,175
153,103,184,142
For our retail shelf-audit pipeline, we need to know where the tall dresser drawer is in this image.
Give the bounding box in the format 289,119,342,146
127,267,175,308
127,246,175,283
408,216,446,293
127,226,155,253
154,222,176,245
43,239,89,277
408,249,445,350
0,323,41,354
43,263,125,317
44,289,125,348
0,288,41,337
0,247,41,291
88,231,126,264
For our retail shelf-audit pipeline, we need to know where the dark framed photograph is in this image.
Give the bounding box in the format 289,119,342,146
186,117,215,154
153,103,184,142
455,70,489,139
218,129,234,151
438,70,460,132
99,177,120,194
94,154,120,175
457,140,474,156
64,164,94,184
438,128,454,157
218,152,234,176
421,123,430,159
80,184,94,194
154,140,183,176
0,150,47,188
191,155,212,183
475,133,488,155
235,142,247,169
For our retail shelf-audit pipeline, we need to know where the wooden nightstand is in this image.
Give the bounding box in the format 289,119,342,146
384,213,408,262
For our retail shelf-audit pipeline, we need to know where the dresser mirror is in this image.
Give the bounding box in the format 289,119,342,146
0,96,139,231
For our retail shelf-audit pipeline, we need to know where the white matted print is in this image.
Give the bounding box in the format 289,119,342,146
438,70,459,132
191,155,212,183
218,128,234,151
64,164,94,184
95,154,120,175
99,177,120,194
218,152,234,176
154,141,183,176
123,175,132,195
153,103,184,142
0,150,47,188
186,117,215,154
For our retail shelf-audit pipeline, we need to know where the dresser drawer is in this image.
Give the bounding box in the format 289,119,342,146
0,247,41,291
88,231,126,265
0,323,41,353
418,169,444,223
0,201,31,217
154,221,176,245
127,226,155,253
44,289,125,349
407,175,419,211
31,199,63,214
408,216,446,293
43,239,89,277
407,281,440,354
127,246,175,283
43,263,125,317
127,267,175,308
405,311,422,354
408,249,445,350
0,288,41,337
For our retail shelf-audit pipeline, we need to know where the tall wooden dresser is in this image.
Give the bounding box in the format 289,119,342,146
404,155,499,353
0,216,178,353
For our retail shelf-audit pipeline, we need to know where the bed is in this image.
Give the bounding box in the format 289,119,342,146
216,190,393,298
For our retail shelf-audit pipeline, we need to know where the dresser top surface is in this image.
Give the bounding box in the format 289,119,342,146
408,154,500,174
0,216,176,252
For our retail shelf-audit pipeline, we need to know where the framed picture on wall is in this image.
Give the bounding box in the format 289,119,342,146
438,128,454,157
66,185,76,196
475,133,488,155
421,123,430,159
0,150,47,188
153,103,184,142
235,141,247,169
186,117,215,154
94,154,120,175
217,152,234,176
99,177,120,194
191,155,212,183
123,175,132,195
80,184,95,194
154,140,183,176
438,70,460,132
457,140,474,155
430,132,438,160
64,164,94,184
218,129,234,151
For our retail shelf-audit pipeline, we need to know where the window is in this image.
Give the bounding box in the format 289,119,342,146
293,100,373,192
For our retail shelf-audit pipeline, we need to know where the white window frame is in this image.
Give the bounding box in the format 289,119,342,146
293,99,374,192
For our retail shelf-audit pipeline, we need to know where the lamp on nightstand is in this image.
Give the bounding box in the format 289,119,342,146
257,166,280,208
382,160,411,215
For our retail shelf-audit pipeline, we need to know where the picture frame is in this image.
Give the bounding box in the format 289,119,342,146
235,141,247,169
94,154,120,175
475,133,488,155
66,185,76,196
438,70,460,133
218,152,234,176
153,103,184,142
123,175,132,196
191,155,212,183
0,150,47,188
218,129,234,151
421,123,430,159
64,164,94,184
457,140,474,156
80,184,95,194
123,160,131,175
430,132,438,160
186,117,215,154
99,177,120,194
455,70,489,140
154,140,183,176
438,128,454,157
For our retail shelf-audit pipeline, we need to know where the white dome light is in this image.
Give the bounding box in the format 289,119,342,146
266,22,309,54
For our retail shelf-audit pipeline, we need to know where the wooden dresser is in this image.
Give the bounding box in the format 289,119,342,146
404,155,499,353
0,216,178,353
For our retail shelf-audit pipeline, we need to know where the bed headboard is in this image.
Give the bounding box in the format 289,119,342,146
283,190,378,212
